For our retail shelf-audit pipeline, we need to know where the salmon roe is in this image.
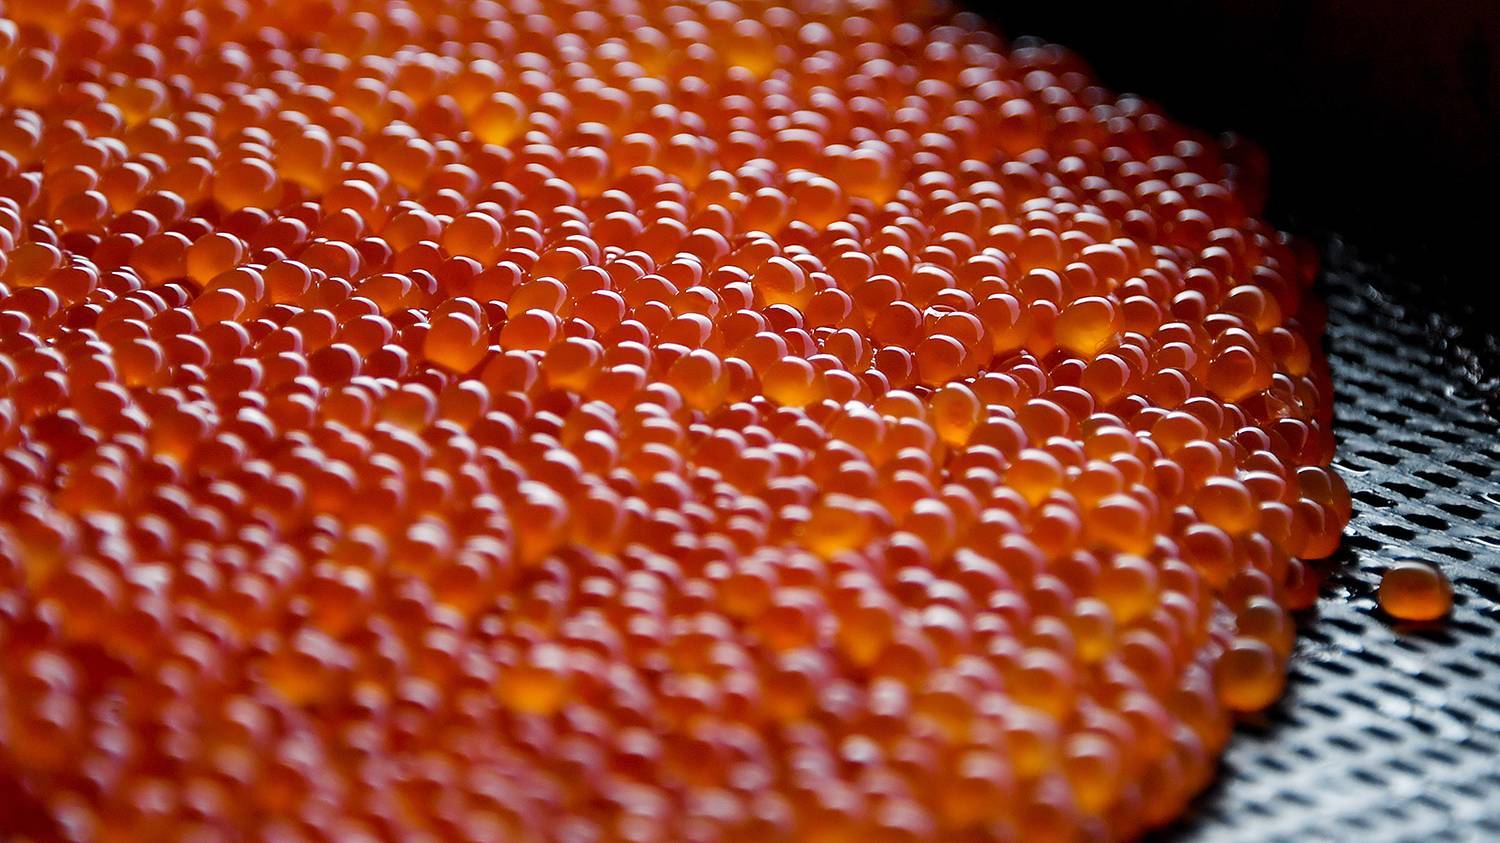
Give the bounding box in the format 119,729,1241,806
1378,561,1452,622
0,1,1349,841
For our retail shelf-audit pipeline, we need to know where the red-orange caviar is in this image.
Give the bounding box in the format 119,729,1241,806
0,1,1349,841
1378,561,1452,622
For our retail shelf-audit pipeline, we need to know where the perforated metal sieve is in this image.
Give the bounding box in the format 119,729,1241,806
1157,239,1500,843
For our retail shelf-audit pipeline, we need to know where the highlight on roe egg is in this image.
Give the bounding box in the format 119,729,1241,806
0,0,1351,841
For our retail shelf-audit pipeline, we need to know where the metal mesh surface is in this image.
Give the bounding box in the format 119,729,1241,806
1159,239,1500,843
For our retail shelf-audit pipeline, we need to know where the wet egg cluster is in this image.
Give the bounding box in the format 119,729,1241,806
0,0,1350,841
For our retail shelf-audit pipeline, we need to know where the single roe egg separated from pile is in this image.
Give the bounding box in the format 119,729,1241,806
0,1,1350,841
1379,561,1452,622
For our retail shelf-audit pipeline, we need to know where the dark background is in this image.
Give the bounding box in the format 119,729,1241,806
966,0,1498,322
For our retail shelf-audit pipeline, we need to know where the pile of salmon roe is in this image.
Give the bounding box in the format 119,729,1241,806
0,0,1351,840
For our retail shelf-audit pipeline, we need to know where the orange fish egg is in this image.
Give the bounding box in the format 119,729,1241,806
1378,560,1453,622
